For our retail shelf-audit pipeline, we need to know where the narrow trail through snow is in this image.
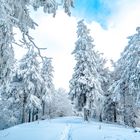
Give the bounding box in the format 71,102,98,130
60,124,71,140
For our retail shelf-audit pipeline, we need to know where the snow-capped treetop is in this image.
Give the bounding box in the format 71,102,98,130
77,20,91,38
75,20,94,52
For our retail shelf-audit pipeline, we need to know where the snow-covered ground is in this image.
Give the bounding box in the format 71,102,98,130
0,117,140,140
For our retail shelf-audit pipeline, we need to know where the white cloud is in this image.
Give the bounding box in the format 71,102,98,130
14,1,140,90
89,0,140,61
29,10,77,90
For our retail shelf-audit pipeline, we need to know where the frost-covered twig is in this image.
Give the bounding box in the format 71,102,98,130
22,33,47,61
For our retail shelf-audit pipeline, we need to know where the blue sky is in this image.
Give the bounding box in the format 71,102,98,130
72,0,113,28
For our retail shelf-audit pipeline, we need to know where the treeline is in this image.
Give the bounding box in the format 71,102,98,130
0,47,72,129
1,0,140,130
69,20,140,128
0,0,73,130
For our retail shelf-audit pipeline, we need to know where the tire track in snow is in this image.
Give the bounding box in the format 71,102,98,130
60,124,71,140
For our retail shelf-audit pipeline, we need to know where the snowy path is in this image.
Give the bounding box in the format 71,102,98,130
60,124,71,140
0,117,140,140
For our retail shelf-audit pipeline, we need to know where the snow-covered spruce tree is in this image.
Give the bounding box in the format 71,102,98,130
41,57,55,117
110,27,140,127
69,20,103,121
0,28,14,82
102,67,117,123
17,48,43,123
41,59,72,118
0,71,25,129
95,52,112,122
102,93,117,123
0,23,16,129
96,53,110,94
0,0,74,129
0,0,38,128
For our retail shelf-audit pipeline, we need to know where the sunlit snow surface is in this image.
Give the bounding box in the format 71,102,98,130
0,117,140,140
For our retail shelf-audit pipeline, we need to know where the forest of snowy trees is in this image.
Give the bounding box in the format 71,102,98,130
0,0,140,131
0,0,73,129
69,20,140,128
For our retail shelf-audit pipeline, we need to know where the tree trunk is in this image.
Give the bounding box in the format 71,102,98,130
42,101,45,116
99,113,102,122
28,109,31,122
114,102,117,122
123,92,126,125
36,109,39,120
32,109,35,122
22,95,26,123
84,108,88,121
